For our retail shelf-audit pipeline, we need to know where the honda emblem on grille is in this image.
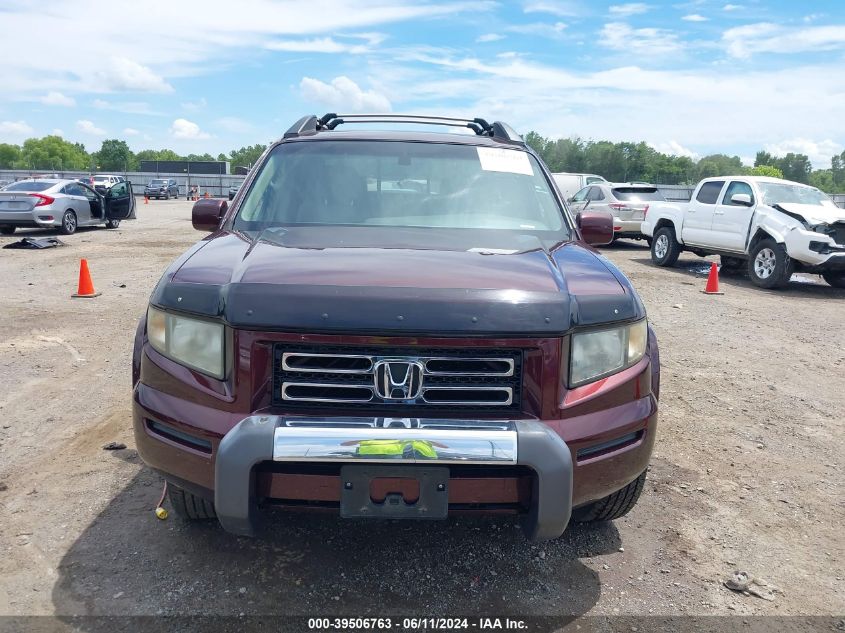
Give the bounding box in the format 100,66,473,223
373,360,424,400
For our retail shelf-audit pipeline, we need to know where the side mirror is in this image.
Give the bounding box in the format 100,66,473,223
577,210,614,246
730,193,753,206
567,197,575,204
192,198,228,232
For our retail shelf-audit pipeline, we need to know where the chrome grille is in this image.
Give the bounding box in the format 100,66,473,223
273,345,522,411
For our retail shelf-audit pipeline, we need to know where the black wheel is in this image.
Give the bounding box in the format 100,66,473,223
650,226,682,267
105,219,120,229
168,484,216,520
644,236,652,247
822,271,845,289
748,238,794,289
59,210,77,235
0,225,15,235
574,471,646,523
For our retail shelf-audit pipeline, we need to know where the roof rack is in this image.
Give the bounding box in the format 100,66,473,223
283,113,523,144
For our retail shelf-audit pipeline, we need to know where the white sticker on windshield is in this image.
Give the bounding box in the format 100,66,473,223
477,147,533,176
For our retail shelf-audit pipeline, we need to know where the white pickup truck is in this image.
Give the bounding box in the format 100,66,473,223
641,176,845,289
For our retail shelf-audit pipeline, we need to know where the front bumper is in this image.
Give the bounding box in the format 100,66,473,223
214,416,573,542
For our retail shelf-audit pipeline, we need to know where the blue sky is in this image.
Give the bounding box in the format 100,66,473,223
1,0,844,167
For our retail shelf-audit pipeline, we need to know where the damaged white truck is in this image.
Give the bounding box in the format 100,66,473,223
641,176,845,289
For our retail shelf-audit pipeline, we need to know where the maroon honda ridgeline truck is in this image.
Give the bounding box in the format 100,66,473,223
132,114,659,541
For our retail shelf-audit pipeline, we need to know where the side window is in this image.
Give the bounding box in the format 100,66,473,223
110,182,127,197
696,181,725,205
64,183,82,196
588,187,606,201
723,181,754,206
80,185,98,200
571,187,589,203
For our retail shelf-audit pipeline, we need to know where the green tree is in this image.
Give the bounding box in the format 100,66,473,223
136,149,184,162
776,153,812,183
695,154,745,180
0,143,21,169
749,165,784,179
228,144,267,171
18,135,89,170
94,139,135,171
809,169,835,193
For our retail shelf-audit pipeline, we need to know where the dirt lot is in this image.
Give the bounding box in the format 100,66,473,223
0,200,842,627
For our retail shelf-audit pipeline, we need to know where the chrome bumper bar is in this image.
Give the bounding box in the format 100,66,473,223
215,415,573,542
272,417,517,464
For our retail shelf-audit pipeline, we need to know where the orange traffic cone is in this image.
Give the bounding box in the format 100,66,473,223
71,259,101,298
702,262,723,295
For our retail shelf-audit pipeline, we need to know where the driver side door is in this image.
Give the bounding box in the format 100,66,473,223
105,181,136,220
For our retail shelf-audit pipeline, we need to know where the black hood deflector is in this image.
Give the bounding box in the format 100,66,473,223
151,279,643,336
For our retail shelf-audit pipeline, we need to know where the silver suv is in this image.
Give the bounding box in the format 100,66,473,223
568,182,666,243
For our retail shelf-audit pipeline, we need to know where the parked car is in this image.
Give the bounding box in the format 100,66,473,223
145,178,179,200
551,172,607,200
228,183,241,200
0,179,136,235
568,182,666,243
91,174,125,193
642,176,845,288
75,176,94,187
132,113,659,542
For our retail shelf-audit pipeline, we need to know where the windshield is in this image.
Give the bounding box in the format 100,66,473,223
612,187,665,202
759,183,835,207
4,181,53,192
234,140,568,236
150,179,166,185
585,176,606,184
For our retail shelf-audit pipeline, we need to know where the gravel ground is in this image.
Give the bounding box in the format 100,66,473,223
0,200,842,627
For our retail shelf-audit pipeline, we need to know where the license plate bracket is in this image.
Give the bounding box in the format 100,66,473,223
339,465,449,520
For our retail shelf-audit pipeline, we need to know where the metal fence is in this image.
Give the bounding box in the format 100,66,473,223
2,169,845,208
0,169,246,199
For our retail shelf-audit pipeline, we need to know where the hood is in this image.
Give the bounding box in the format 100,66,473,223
151,226,643,335
773,203,845,226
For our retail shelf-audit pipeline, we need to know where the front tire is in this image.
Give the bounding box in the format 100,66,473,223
822,271,845,289
0,225,15,235
168,484,216,521
748,239,794,289
574,471,646,523
105,219,120,229
59,210,77,235
650,226,682,267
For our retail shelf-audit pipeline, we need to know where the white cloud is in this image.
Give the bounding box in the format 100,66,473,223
181,97,207,111
92,98,161,116
123,127,140,136
599,22,682,55
90,57,173,93
0,1,493,99
170,118,211,140
215,117,254,134
76,120,105,135
765,138,844,170
299,76,391,112
0,120,34,136
52,128,64,136
724,22,845,58
266,35,382,54
682,14,708,22
40,91,75,106
476,33,505,43
608,3,650,17
522,1,581,17
649,140,699,159
507,22,568,39
722,4,742,10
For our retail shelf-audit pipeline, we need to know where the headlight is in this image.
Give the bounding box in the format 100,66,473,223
569,319,647,387
147,306,225,378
